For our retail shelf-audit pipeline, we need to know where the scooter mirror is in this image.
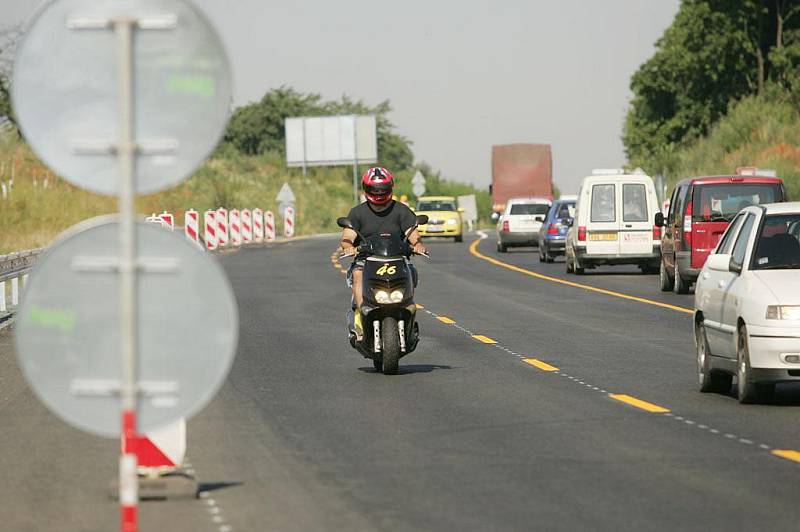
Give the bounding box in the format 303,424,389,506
416,215,429,225
337,217,355,229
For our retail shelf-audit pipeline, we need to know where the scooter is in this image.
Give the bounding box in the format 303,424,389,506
338,215,429,374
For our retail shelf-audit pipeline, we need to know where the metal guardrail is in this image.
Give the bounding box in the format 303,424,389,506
0,248,43,325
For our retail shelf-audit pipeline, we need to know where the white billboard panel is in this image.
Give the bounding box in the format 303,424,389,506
285,115,377,167
457,194,478,223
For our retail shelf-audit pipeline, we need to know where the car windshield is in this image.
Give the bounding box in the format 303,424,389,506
509,203,549,215
556,203,576,219
752,214,800,270
692,183,783,222
417,201,456,211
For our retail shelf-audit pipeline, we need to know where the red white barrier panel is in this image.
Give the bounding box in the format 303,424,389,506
216,207,229,247
134,418,186,476
241,209,253,244
253,208,264,243
146,213,166,228
229,209,242,246
159,211,174,230
283,205,295,238
264,210,276,242
204,210,217,250
184,209,200,246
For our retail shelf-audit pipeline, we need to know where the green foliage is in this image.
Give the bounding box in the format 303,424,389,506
624,0,800,170
222,86,414,172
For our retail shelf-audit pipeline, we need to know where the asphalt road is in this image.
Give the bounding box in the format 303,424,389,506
2,232,800,531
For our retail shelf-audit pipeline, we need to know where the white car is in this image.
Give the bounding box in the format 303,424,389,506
565,170,661,273
694,202,800,403
496,197,552,252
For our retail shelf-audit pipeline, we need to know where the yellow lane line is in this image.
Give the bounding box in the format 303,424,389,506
416,304,425,309
523,358,559,372
472,335,497,344
468,238,693,315
609,393,671,413
437,316,456,324
772,450,800,463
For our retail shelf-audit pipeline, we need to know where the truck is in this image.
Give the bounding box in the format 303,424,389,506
491,144,554,217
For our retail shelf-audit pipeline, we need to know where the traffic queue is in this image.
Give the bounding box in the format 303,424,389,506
494,168,798,404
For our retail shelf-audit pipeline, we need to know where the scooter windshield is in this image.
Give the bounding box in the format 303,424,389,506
363,233,409,257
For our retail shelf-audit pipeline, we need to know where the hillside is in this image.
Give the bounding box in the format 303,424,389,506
0,135,491,254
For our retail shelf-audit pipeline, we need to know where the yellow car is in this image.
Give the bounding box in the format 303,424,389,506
415,196,463,242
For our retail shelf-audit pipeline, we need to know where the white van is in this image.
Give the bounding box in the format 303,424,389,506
565,170,661,274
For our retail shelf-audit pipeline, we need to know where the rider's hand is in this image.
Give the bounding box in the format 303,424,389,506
412,242,427,255
341,245,357,256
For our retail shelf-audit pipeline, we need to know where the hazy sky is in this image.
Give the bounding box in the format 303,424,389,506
4,1,680,193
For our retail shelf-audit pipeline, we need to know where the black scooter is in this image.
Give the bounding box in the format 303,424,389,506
338,215,429,374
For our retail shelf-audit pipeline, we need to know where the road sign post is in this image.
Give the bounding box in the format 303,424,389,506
412,170,426,198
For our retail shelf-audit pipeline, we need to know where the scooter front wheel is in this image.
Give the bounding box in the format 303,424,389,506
372,357,383,372
381,317,400,375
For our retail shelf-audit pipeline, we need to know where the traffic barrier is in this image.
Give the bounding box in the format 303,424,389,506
229,209,242,246
264,210,276,242
135,418,186,476
204,210,217,250
253,208,264,242
216,207,229,247
241,209,253,244
159,211,174,230
283,205,295,238
184,209,200,246
146,213,166,228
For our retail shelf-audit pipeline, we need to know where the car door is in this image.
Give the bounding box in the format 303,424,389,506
700,212,745,355
586,182,619,256
619,182,652,255
661,187,681,269
707,213,756,357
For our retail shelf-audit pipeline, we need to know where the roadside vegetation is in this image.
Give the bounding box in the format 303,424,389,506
0,86,490,254
623,0,800,193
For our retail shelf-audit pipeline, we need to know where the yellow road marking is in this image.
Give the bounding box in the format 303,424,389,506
523,358,559,371
473,334,497,344
772,450,800,463
416,304,425,309
468,239,693,315
609,393,670,413
437,316,456,324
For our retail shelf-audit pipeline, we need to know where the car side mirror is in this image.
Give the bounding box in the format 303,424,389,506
337,217,354,230
565,217,574,227
490,212,500,222
416,214,429,225
534,215,545,222
706,253,732,272
654,212,665,227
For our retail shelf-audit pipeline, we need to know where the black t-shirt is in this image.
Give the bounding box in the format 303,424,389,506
347,201,417,245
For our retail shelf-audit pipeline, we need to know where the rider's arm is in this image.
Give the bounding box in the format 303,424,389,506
341,228,358,253
407,228,426,254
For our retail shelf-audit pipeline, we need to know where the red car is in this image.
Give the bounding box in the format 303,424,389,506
656,175,787,293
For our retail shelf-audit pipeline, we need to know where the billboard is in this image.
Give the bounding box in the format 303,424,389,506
285,115,377,167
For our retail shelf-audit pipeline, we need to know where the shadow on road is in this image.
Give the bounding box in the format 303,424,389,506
198,481,243,494
358,364,453,375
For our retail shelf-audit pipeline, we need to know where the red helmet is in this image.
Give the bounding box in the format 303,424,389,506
362,167,394,205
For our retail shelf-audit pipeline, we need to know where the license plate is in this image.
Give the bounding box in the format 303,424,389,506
425,228,444,233
588,232,617,241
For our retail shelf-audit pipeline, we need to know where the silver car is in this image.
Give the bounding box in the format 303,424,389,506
496,197,552,252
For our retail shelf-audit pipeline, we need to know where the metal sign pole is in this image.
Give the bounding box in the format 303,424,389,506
115,18,139,532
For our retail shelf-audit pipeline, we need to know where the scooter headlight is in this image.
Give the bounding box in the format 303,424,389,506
374,290,391,304
390,290,404,303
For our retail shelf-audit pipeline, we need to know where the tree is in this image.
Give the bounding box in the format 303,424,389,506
0,26,21,133
221,86,414,171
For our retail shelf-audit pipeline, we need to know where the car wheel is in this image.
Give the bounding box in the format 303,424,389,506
737,324,773,404
660,260,674,292
566,255,574,273
574,257,585,275
497,241,507,253
538,244,546,262
454,234,463,243
674,262,690,294
696,321,732,393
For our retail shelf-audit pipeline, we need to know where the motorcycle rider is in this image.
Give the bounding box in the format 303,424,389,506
341,167,426,339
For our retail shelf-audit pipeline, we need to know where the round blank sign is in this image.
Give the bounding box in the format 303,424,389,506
12,0,232,195
15,218,239,437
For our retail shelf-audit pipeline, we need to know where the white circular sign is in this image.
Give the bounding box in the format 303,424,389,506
15,218,239,437
12,0,232,195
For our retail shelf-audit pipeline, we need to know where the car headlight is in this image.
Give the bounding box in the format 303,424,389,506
766,305,800,320
446,218,458,225
390,290,404,303
374,290,391,304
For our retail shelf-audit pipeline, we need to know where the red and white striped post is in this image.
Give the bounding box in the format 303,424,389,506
264,210,276,242
241,209,252,244
121,411,138,532
204,209,217,251
252,208,264,243
229,209,242,246
184,209,200,246
283,205,295,238
159,211,174,230
215,207,228,247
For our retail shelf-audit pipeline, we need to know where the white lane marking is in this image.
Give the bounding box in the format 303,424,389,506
476,230,488,239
